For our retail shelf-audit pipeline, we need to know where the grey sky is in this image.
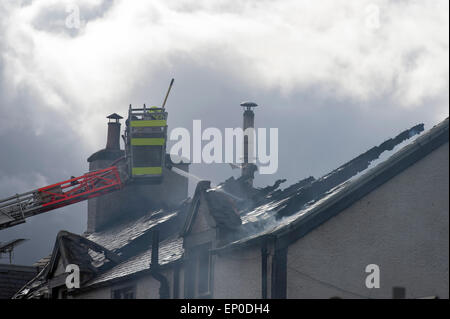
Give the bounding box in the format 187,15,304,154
0,0,448,265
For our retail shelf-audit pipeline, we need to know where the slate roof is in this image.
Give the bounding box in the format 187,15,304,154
33,255,51,269
216,118,449,251
15,207,186,298
85,210,178,252
204,189,242,230
86,237,183,287
14,117,448,297
0,264,38,299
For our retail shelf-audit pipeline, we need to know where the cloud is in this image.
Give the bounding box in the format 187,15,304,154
1,0,448,146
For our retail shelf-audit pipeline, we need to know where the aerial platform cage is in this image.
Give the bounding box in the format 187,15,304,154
125,105,168,183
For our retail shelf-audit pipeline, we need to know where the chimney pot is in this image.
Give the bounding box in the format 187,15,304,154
106,113,122,150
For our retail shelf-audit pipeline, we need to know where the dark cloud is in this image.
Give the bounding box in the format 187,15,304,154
0,82,89,265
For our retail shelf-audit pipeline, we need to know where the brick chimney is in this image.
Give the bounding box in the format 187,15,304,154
86,114,125,232
86,114,190,233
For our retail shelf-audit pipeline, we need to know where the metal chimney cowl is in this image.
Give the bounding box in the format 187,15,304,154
106,113,123,150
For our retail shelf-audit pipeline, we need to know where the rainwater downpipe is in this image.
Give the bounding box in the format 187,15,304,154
150,230,170,299
261,239,268,299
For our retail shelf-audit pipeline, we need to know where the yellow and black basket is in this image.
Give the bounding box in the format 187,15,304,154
125,105,168,183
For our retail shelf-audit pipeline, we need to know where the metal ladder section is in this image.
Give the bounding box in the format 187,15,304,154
0,167,122,230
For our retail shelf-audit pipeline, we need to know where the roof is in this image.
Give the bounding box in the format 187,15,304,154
216,118,449,251
85,210,178,252
76,209,186,289
15,206,187,298
0,264,38,299
181,181,243,236
0,239,27,253
15,117,448,297
204,189,242,230
48,231,121,274
85,237,183,287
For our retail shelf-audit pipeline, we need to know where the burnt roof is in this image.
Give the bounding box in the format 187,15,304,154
216,118,448,252
85,237,183,287
85,209,181,253
16,118,448,297
204,189,242,230
16,204,188,298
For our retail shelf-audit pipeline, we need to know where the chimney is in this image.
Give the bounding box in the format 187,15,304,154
87,113,125,233
106,113,123,150
240,101,258,186
86,113,190,233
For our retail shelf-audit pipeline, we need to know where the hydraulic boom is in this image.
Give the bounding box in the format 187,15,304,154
0,167,121,230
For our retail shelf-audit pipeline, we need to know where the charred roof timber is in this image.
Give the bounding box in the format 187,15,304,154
275,123,425,219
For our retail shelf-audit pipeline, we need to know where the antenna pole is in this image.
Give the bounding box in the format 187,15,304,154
162,78,175,108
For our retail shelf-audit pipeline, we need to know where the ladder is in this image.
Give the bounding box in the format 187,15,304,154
0,167,122,230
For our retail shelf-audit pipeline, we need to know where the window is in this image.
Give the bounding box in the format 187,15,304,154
185,243,213,298
111,286,136,299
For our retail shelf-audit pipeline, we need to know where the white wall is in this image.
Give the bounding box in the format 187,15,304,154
213,247,264,299
136,269,174,299
287,143,449,299
75,286,111,299
74,268,173,299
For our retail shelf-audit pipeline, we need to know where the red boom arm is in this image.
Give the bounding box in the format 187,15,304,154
0,167,122,230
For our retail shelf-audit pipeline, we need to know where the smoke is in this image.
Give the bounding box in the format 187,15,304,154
1,0,448,148
0,0,448,264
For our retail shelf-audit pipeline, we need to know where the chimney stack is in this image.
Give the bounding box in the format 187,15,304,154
106,113,123,150
87,112,190,233
240,101,258,186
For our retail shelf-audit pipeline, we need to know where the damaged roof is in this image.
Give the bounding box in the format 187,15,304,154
15,207,187,298
86,237,183,287
14,118,448,298
85,209,179,252
215,118,449,251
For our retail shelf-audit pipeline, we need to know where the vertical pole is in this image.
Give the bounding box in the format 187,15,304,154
261,241,268,299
